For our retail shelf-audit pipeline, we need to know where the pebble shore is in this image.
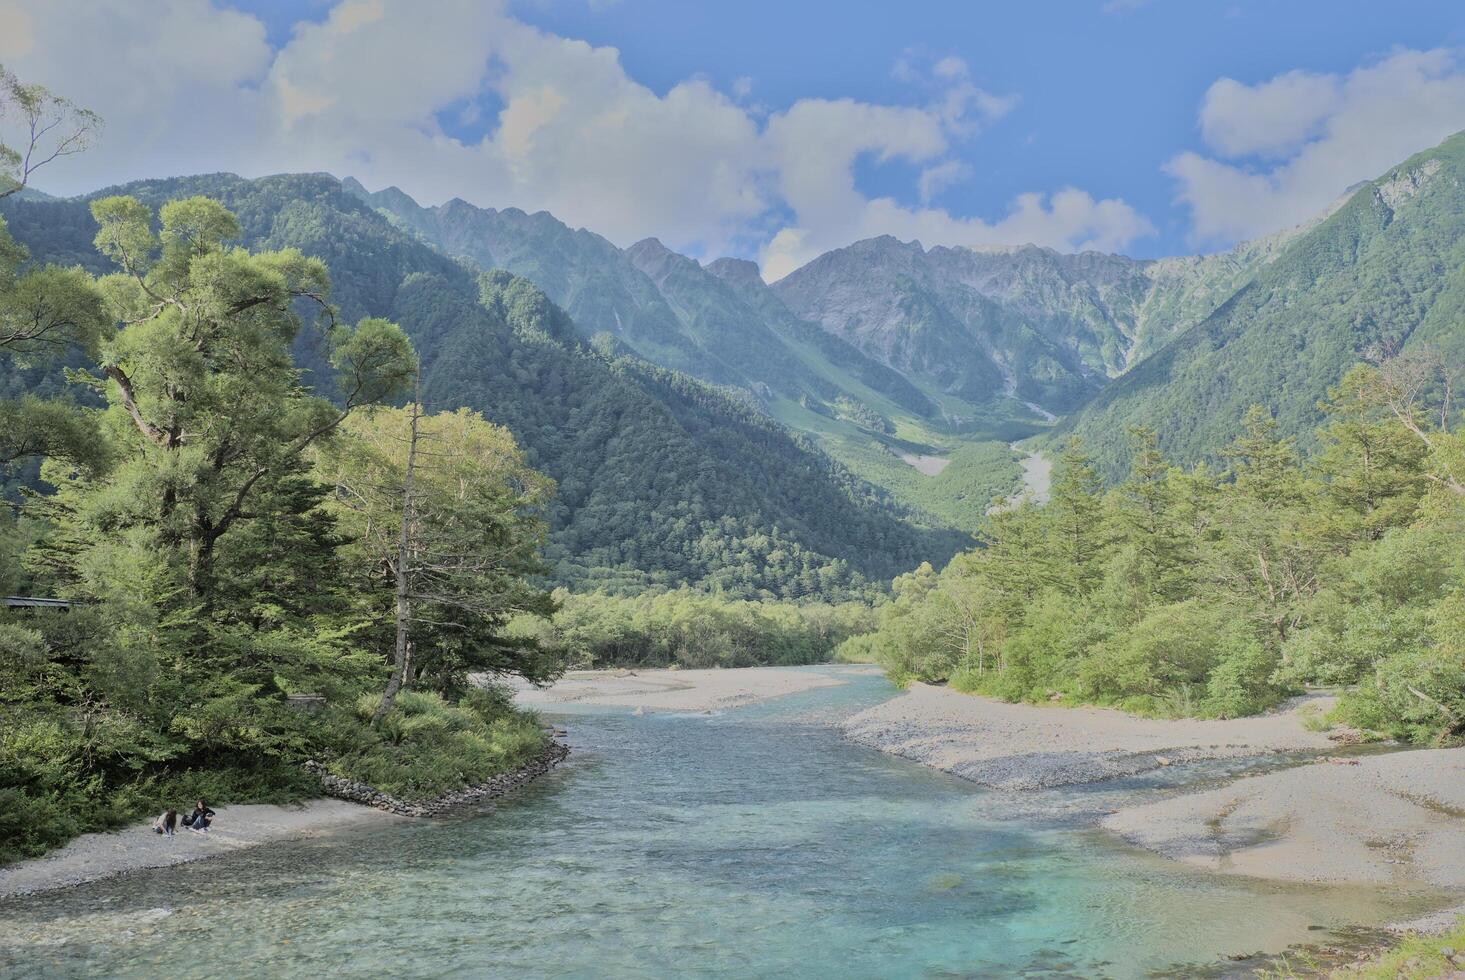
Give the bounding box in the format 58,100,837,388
841,682,1334,789
0,738,570,898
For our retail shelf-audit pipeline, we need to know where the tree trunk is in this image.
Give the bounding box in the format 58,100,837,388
373,378,422,728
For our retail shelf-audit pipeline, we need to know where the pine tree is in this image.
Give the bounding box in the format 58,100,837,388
1041,437,1106,595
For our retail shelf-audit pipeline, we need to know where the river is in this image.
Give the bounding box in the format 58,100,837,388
0,667,1436,978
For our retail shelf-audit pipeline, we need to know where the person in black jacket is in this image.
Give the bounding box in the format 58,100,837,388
183,800,216,832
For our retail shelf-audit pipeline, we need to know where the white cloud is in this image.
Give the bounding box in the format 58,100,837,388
932,56,969,81
0,0,1153,276
756,75,1146,279
1171,49,1465,244
0,0,272,185
1199,70,1341,158
918,160,971,202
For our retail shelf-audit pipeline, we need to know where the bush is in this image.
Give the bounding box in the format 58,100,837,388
1337,644,1465,744
331,689,547,800
1201,641,1286,718
0,787,81,864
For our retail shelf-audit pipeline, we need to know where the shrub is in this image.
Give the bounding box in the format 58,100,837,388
332,688,548,799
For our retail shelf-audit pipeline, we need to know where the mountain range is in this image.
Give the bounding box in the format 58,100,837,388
0,174,960,599
341,164,1351,498
5,130,1465,594
1058,135,1465,475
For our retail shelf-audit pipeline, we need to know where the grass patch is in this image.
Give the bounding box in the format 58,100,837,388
1327,917,1465,978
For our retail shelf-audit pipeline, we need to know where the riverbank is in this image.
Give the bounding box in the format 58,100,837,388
987,441,1051,513
514,665,862,712
842,681,1334,789
844,682,1465,905
0,801,399,898
1103,747,1465,888
0,740,571,898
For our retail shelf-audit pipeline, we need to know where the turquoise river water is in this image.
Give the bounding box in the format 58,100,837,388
0,666,1446,978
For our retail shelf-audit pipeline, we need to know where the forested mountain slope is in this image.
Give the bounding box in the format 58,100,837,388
771,227,1315,417
343,177,921,413
345,177,1036,526
1,173,958,597
1058,131,1465,478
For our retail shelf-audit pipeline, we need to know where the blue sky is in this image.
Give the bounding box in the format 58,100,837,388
4,0,1465,275
520,0,1465,254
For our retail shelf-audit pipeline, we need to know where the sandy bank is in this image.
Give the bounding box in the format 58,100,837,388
845,683,1465,896
897,451,950,476
0,801,399,898
515,665,854,712
842,682,1333,789
1103,748,1465,889
989,442,1052,513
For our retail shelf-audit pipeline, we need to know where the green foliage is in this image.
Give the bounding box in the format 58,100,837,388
328,688,546,799
1,195,561,865
2,173,960,599
860,438,1024,531
850,381,1464,732
517,588,876,669
1060,133,1465,480
832,395,894,433
1332,916,1465,979
315,405,561,691
0,210,109,481
0,395,108,473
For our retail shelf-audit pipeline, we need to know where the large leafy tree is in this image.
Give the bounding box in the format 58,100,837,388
316,403,560,718
72,194,416,598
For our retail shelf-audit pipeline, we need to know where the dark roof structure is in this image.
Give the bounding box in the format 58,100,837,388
3,596,75,609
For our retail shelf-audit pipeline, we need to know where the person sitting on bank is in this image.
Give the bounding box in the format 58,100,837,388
182,800,215,832
152,808,178,836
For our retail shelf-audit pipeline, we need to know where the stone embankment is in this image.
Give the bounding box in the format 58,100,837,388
305,739,570,817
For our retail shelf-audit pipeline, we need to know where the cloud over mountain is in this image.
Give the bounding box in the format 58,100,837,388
1169,48,1465,244
0,0,1151,275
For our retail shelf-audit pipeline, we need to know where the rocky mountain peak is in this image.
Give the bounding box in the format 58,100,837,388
705,257,763,288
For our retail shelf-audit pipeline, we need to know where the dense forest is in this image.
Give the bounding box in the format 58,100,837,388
512,589,876,670
844,362,1465,742
0,159,564,860
0,174,963,600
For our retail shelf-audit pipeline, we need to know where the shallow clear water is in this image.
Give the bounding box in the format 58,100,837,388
0,667,1444,978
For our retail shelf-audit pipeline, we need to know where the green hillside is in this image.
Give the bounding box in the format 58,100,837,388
1,174,961,598
346,178,1035,524
1059,132,1465,478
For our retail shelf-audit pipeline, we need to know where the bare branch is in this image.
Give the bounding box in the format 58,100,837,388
0,67,101,198
102,364,168,446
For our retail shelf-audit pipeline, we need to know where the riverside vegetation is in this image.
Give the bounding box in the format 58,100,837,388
0,70,572,863
843,363,1465,742
511,589,876,670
